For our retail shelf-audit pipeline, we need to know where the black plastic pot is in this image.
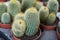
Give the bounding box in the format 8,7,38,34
0,31,10,40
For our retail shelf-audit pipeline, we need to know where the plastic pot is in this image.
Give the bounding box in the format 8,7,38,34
13,28,41,40
0,23,11,29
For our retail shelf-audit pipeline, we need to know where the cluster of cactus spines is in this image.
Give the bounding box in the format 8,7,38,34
39,6,49,23
34,1,43,10
24,7,40,36
46,13,56,25
1,13,11,24
7,0,21,18
47,0,59,14
21,0,36,12
12,19,26,37
14,12,24,20
57,21,60,33
0,2,7,13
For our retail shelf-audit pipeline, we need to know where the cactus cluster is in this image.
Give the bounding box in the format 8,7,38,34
47,0,59,14
24,7,40,36
7,0,21,18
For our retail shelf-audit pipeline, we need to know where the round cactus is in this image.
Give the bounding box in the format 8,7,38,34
14,12,24,20
21,0,36,12
0,2,7,13
1,13,11,24
34,1,43,11
46,13,56,25
25,7,40,36
57,21,60,33
39,6,49,24
47,0,59,14
12,19,26,37
7,0,21,18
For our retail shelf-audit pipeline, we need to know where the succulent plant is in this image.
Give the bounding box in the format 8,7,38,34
25,7,40,36
0,2,7,13
46,13,56,25
21,0,36,12
39,6,49,24
47,0,59,14
7,0,21,18
1,13,11,24
57,21,60,33
34,1,43,10
12,19,26,37
14,12,24,20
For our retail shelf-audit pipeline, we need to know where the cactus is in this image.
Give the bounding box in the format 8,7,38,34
39,6,49,24
0,2,7,13
47,0,59,14
1,13,11,24
46,13,56,25
12,19,26,37
14,12,24,20
25,7,40,36
21,0,36,12
34,1,43,10
7,0,21,18
57,21,60,33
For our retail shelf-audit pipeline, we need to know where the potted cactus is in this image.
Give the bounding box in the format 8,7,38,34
57,21,60,40
12,7,41,40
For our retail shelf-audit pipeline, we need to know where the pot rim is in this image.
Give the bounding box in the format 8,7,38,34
0,23,11,29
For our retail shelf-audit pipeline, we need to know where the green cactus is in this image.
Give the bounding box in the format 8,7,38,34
21,0,36,12
57,22,60,33
25,7,40,36
1,13,11,24
34,1,43,11
0,2,7,13
7,0,21,18
39,6,49,24
14,12,24,20
46,13,56,25
47,0,59,14
12,19,26,37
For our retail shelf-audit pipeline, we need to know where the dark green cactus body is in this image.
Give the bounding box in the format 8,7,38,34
39,6,49,24
25,7,40,36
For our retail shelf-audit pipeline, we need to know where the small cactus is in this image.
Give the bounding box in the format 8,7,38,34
47,0,59,14
46,13,56,25
1,13,11,24
8,0,21,18
0,2,7,13
12,19,26,37
34,1,43,10
25,7,40,36
39,6,49,24
21,0,36,12
14,12,24,20
57,21,60,33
